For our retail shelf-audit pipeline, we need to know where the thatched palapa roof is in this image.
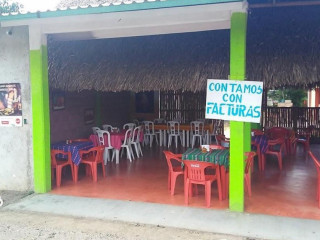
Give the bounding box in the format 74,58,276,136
48,6,320,92
48,31,229,92
247,6,320,89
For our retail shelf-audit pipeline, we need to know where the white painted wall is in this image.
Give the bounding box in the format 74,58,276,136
0,26,33,191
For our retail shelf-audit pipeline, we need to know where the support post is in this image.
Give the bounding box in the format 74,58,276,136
29,27,51,193
229,12,249,212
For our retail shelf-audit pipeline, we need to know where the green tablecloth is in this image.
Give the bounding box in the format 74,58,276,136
182,148,230,168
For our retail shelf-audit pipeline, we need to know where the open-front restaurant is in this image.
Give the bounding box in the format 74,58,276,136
1,0,320,227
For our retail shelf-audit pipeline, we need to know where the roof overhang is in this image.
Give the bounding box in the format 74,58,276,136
0,1,247,41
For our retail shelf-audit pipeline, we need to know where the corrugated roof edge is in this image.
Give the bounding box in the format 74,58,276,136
0,0,242,21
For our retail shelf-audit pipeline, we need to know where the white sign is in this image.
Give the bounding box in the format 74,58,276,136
0,116,22,127
205,79,263,123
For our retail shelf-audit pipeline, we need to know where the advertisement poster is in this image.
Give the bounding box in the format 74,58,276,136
205,79,263,123
0,83,22,127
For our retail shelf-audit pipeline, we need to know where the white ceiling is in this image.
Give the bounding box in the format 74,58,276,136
2,2,246,41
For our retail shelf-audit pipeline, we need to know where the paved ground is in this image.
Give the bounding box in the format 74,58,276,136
0,190,32,207
0,210,250,240
0,190,254,240
1,191,319,240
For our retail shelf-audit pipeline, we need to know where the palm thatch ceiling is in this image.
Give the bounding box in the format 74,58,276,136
48,5,320,92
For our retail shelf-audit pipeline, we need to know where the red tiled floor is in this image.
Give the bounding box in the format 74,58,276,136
246,145,320,220
51,144,320,220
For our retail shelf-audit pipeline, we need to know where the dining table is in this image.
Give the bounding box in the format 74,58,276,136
154,124,213,147
251,134,268,171
89,129,144,164
182,148,230,200
51,140,94,166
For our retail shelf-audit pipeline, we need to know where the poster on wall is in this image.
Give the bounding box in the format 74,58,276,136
0,83,22,127
205,79,263,123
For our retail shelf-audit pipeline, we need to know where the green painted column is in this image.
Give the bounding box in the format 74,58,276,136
229,12,250,212
30,43,51,193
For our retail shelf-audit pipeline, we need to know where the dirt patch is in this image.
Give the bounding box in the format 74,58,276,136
0,210,251,240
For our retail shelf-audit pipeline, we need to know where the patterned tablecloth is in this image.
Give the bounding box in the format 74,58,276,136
252,135,268,153
90,129,144,150
182,148,229,168
51,141,94,166
90,132,124,150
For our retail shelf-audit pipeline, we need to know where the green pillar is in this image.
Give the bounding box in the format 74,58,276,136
30,36,51,193
229,12,250,212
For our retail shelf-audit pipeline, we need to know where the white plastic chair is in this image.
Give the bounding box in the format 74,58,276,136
96,130,114,164
209,120,222,144
154,118,165,146
143,121,158,147
102,124,113,132
190,121,205,148
120,128,135,162
132,119,140,126
123,123,136,131
167,121,184,148
92,127,101,134
131,126,143,158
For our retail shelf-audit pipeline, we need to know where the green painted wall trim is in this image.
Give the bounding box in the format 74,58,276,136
229,12,248,212
95,91,102,127
30,46,51,193
0,0,242,21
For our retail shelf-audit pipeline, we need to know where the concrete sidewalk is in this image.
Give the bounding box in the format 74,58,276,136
4,194,320,240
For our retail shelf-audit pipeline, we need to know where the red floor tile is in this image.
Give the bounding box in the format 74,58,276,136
51,144,320,220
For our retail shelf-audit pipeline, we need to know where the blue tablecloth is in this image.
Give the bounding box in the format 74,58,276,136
51,141,94,166
252,135,268,153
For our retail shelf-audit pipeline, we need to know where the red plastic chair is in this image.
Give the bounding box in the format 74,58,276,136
251,130,266,171
251,141,262,172
266,127,287,139
51,150,74,187
225,152,256,198
183,160,222,208
244,152,256,197
163,151,184,196
296,130,311,152
74,146,106,182
289,131,297,155
308,151,320,208
266,127,289,155
252,129,264,136
262,138,285,171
